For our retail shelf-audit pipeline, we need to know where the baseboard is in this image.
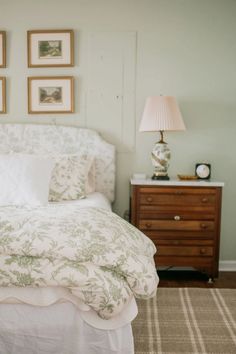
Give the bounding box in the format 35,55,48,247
219,260,236,271
157,261,236,272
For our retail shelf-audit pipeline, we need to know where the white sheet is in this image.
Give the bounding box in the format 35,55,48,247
0,192,136,353
49,191,112,211
0,286,138,330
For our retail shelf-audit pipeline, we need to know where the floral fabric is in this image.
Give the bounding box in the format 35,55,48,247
0,205,158,319
49,154,94,202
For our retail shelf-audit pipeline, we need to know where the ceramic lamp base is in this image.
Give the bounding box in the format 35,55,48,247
151,140,171,180
152,174,170,180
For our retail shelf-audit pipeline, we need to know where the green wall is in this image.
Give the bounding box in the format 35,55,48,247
0,0,235,262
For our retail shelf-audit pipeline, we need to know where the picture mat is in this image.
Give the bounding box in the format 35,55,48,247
30,79,72,112
0,81,3,108
30,33,71,65
0,35,3,66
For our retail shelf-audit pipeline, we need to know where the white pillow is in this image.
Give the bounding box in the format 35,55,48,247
0,154,54,206
49,154,94,202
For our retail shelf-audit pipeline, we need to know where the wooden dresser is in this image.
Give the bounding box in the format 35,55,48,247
130,179,224,280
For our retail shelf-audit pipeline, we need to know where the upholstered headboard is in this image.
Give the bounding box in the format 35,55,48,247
0,124,115,202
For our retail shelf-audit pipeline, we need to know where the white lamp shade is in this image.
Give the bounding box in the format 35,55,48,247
139,96,186,132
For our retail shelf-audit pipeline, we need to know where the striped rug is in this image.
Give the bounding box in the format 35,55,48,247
133,288,236,354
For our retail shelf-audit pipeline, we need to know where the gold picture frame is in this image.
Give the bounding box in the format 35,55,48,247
28,76,74,114
0,31,6,68
0,77,6,113
27,29,74,67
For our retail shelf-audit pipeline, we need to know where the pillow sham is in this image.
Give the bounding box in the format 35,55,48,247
0,154,54,206
49,154,94,202
86,160,96,194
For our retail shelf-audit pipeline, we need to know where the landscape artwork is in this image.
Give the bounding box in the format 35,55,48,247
38,40,62,59
39,86,62,105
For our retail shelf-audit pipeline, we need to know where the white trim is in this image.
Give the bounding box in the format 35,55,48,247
130,178,224,187
219,261,236,272
157,262,236,272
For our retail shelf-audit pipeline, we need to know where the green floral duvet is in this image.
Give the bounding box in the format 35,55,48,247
0,205,158,319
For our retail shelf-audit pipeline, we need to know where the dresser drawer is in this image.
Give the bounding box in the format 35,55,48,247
139,187,216,207
143,229,215,240
139,219,215,232
155,255,214,269
139,205,216,220
157,246,213,257
154,239,214,246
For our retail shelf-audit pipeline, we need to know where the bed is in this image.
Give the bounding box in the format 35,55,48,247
0,124,158,354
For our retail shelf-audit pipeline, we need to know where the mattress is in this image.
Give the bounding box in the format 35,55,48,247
0,193,136,354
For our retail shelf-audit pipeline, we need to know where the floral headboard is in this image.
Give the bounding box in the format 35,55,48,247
0,124,115,202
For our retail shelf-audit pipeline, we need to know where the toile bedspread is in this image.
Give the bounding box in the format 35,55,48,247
0,205,158,319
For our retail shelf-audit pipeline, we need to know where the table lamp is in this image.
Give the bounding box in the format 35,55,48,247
139,96,186,180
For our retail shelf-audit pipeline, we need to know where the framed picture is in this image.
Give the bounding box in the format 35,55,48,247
0,31,6,68
28,76,74,114
27,29,74,67
0,77,6,113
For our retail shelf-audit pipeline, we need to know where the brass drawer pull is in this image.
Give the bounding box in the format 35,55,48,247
200,223,208,229
200,248,206,254
173,240,180,245
201,197,208,203
146,197,153,203
174,215,181,221
145,222,152,228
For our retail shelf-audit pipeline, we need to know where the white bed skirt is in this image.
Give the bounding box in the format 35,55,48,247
0,302,134,354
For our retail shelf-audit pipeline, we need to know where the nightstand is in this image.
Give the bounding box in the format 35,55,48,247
130,179,224,280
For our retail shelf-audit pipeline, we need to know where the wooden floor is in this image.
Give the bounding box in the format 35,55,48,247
157,270,236,288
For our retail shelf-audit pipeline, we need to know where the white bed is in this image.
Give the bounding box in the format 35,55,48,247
0,124,158,354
